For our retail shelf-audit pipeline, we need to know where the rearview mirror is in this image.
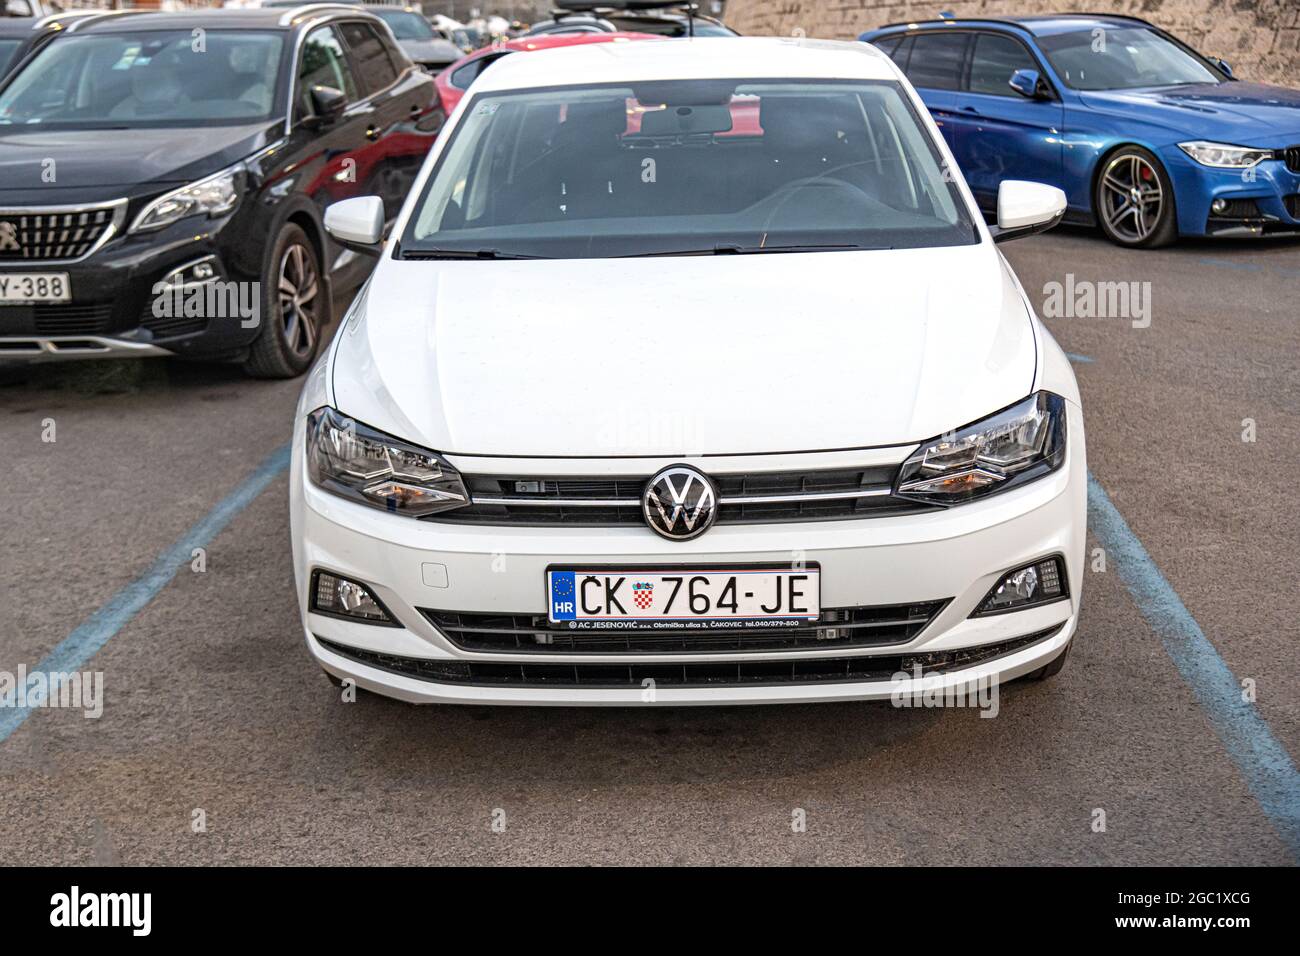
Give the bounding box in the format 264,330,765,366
307,85,347,126
1008,68,1048,100
324,196,385,256
991,180,1067,243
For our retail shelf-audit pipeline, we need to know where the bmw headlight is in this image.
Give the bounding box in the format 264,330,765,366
1177,141,1271,169
895,392,1067,504
130,164,244,233
306,407,469,517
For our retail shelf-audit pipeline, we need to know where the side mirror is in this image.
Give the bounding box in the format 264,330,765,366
307,85,347,126
990,180,1067,243
1008,68,1048,100
324,196,385,256
1208,56,1233,78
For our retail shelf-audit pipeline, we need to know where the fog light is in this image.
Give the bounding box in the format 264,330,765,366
1211,198,1228,214
972,556,1068,616
311,570,399,626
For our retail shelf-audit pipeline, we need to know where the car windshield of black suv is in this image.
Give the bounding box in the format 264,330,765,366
1039,27,1221,91
400,79,979,259
0,30,285,127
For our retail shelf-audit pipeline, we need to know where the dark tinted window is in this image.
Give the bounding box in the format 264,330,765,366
871,35,902,58
340,21,398,92
451,52,506,91
905,32,968,91
887,35,913,70
297,25,357,118
968,33,1037,96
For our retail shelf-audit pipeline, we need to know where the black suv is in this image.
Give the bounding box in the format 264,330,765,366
0,5,441,377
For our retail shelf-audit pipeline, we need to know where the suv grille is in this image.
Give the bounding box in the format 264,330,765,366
316,626,1061,688
0,204,122,261
432,465,935,526
32,303,116,335
1284,146,1300,174
421,601,949,654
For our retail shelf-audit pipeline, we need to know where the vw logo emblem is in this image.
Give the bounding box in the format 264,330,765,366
643,465,718,541
0,222,19,254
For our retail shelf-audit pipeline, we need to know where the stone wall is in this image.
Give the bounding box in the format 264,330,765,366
724,1,1300,86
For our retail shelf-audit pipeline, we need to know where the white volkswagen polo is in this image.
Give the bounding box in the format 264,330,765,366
290,37,1085,705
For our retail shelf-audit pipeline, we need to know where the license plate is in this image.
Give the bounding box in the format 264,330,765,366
0,273,71,304
547,566,820,630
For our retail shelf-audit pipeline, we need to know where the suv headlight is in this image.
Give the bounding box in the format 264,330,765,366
1177,141,1271,169
306,407,469,517
130,163,244,233
895,392,1067,504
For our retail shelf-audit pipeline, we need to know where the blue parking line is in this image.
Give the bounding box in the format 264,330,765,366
1088,473,1300,860
0,443,291,745
1066,353,1094,364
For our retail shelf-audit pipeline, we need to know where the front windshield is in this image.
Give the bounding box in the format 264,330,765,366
1039,27,1221,90
375,11,435,41
0,30,285,127
400,78,977,259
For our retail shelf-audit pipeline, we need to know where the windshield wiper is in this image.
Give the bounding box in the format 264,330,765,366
629,243,887,257
401,248,549,260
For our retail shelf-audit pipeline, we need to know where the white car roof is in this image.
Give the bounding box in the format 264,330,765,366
472,36,897,93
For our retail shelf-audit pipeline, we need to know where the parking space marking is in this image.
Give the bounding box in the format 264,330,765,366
0,444,292,745
1088,473,1300,859
1066,353,1094,364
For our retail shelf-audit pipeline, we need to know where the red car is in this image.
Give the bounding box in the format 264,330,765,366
433,32,760,136
434,32,662,118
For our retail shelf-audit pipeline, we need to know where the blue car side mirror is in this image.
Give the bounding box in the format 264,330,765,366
1009,69,1047,99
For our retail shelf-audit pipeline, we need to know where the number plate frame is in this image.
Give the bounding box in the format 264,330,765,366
546,562,822,631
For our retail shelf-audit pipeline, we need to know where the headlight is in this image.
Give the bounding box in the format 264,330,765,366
895,392,1067,504
305,407,470,517
1177,141,1271,169
130,164,244,233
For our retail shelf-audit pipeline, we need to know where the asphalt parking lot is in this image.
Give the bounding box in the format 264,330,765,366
0,227,1296,865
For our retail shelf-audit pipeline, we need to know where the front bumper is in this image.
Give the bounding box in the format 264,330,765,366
290,403,1087,706
0,210,261,360
1161,147,1300,237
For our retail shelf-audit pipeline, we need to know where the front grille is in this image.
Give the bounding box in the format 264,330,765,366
422,601,948,654
432,465,935,526
1283,145,1300,174
316,625,1061,688
30,303,116,335
0,204,121,261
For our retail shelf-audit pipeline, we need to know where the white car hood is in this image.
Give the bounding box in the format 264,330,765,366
331,243,1037,457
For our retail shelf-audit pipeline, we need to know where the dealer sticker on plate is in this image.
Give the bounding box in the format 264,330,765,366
547,566,820,630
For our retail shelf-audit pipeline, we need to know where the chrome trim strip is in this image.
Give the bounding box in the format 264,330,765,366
0,336,172,358
470,487,895,507
0,198,128,264
472,496,641,508
722,488,893,504
278,3,362,27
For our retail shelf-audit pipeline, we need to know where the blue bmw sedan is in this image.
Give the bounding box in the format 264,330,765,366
860,14,1300,247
